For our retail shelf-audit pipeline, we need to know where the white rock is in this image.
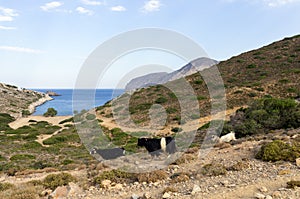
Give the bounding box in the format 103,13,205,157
255,192,265,199
143,192,151,199
131,194,139,199
259,186,268,193
101,179,111,188
162,192,171,198
265,195,273,199
114,183,123,190
191,184,201,195
296,158,300,168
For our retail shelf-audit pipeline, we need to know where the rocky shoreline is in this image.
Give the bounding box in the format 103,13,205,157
27,94,53,115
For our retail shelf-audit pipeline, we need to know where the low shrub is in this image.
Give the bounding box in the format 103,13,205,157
255,140,300,162
94,170,137,186
10,154,36,161
287,180,300,189
201,163,227,176
137,170,168,183
0,182,14,192
43,172,76,190
171,127,182,133
155,97,168,104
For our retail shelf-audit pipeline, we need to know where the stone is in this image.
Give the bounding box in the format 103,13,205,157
67,182,83,197
191,184,201,195
296,158,300,168
254,192,265,199
143,192,151,199
265,195,273,199
162,192,171,198
49,186,69,199
272,191,282,198
101,180,112,189
259,186,268,193
40,189,52,196
131,194,140,199
114,183,123,190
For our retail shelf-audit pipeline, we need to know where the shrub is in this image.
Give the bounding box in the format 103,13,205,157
22,110,31,117
86,114,96,121
155,97,168,104
0,113,14,131
43,136,67,145
166,108,177,114
0,182,14,192
255,140,300,162
287,180,300,189
137,170,168,183
43,108,57,117
10,154,36,161
94,170,137,186
171,127,182,133
194,80,203,85
43,172,76,190
201,163,227,176
59,117,73,124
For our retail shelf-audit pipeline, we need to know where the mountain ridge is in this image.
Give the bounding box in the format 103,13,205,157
125,57,219,91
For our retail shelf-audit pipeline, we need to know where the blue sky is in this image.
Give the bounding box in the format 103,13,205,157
0,0,300,88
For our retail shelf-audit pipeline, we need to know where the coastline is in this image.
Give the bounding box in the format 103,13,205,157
28,94,53,115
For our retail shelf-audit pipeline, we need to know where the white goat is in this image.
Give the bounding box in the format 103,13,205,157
219,131,236,143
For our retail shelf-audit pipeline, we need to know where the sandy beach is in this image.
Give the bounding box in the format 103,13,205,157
9,115,72,129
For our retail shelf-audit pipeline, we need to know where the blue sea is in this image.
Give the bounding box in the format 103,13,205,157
32,89,124,116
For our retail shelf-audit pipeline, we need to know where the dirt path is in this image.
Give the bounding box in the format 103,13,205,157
9,115,72,130
96,107,242,136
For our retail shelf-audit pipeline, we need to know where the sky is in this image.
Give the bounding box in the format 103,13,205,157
0,0,300,88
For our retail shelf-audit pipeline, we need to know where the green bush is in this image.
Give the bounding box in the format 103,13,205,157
225,98,300,138
43,172,76,190
86,113,96,120
0,113,14,131
171,127,183,133
43,108,57,117
155,97,168,104
10,154,36,161
22,110,31,117
255,140,300,162
43,136,67,145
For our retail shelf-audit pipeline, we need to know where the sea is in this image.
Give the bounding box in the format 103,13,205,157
32,89,124,116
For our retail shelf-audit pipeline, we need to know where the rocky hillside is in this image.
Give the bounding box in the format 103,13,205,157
100,35,300,130
125,57,218,91
0,83,51,118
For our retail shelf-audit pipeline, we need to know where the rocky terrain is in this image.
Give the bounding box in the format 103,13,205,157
0,83,51,118
0,35,299,199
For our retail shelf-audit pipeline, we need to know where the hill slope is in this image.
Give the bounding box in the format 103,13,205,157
0,83,51,118
98,35,300,131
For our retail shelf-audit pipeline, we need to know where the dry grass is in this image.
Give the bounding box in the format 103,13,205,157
137,170,168,183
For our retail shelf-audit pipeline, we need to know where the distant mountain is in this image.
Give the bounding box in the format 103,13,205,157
125,57,219,91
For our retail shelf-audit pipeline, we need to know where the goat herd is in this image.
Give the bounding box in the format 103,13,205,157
90,132,236,160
